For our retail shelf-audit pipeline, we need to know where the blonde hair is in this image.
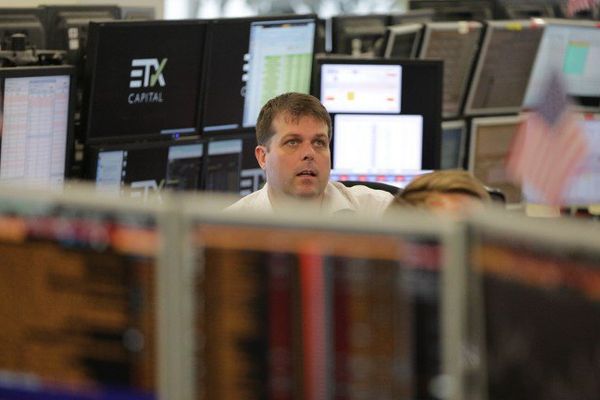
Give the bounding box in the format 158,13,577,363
398,170,490,207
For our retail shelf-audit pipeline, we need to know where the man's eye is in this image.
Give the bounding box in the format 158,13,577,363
314,139,327,147
286,140,299,146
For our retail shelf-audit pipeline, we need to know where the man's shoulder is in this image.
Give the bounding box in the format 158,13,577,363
225,186,272,213
327,181,394,215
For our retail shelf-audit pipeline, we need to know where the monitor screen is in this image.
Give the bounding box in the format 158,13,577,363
469,213,600,400
464,20,544,116
419,21,483,118
523,113,600,205
185,208,451,399
383,23,423,59
83,20,207,143
202,15,316,134
440,119,466,169
468,115,524,203
0,189,161,399
523,20,600,112
321,63,403,113
332,113,423,173
316,56,443,169
330,14,389,56
204,138,242,193
0,66,75,188
88,139,204,199
0,8,46,49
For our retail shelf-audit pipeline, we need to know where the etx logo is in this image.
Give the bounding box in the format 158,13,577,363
129,58,167,88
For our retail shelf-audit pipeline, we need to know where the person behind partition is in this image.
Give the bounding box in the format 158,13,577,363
227,92,393,215
392,169,490,215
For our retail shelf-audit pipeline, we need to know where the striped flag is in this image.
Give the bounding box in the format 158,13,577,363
567,0,599,16
506,71,588,205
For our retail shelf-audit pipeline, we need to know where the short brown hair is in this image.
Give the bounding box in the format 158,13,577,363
399,170,490,206
255,92,332,146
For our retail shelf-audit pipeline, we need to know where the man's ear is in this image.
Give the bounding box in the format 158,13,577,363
255,145,267,170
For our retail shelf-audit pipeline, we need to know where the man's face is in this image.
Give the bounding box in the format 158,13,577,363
255,113,331,202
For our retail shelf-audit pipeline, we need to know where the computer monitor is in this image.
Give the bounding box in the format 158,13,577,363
441,119,466,169
467,210,600,400
522,113,600,206
409,0,494,21
39,5,120,52
204,138,242,193
0,186,165,399
330,14,389,56
331,113,424,177
383,23,424,59
523,19,600,112
201,15,317,134
463,20,545,116
0,8,46,49
83,20,207,144
419,21,483,118
316,56,443,169
0,65,75,188
239,131,265,196
86,139,204,199
182,199,460,399
468,115,524,203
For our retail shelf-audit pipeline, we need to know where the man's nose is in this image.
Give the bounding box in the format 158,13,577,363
301,142,315,160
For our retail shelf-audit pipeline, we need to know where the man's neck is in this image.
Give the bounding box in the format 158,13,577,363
267,186,325,211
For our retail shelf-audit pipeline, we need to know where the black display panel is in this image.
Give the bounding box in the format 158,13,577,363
86,139,204,199
204,138,243,193
315,56,442,169
83,20,207,143
201,15,317,134
419,21,483,118
0,65,76,188
383,23,423,59
470,223,600,400
463,20,544,116
0,192,159,400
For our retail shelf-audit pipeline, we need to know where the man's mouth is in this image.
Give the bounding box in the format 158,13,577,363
297,169,317,177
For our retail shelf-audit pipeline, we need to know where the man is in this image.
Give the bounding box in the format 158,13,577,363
227,92,393,215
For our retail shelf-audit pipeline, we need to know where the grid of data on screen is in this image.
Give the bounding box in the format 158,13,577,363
523,24,600,108
242,19,315,127
0,75,70,187
321,64,402,113
333,114,423,173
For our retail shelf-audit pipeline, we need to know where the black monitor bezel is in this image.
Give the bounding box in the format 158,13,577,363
313,55,443,170
82,19,208,145
200,14,319,135
0,65,77,181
